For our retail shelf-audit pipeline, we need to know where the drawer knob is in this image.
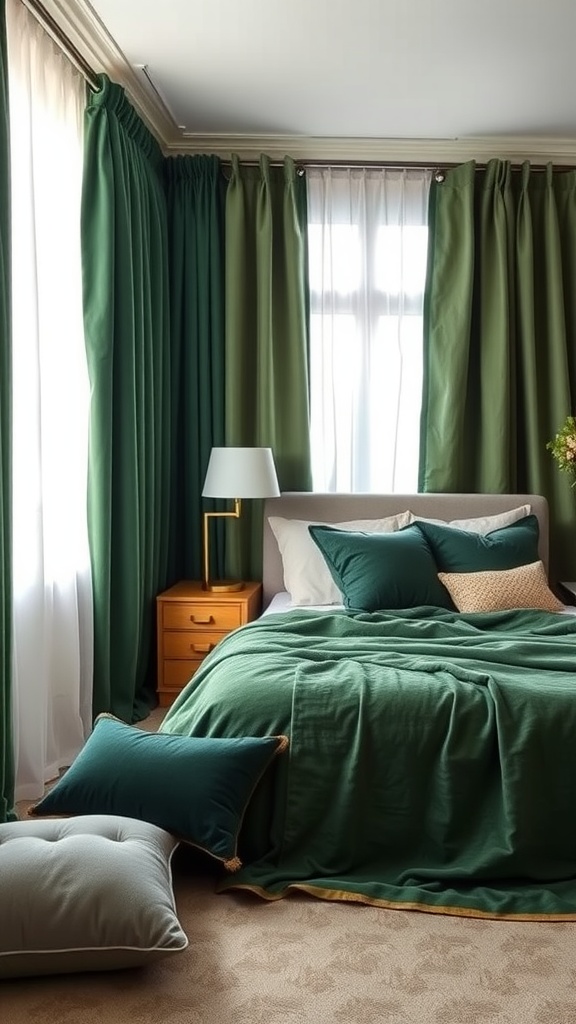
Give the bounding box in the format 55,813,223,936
190,614,214,625
192,642,214,653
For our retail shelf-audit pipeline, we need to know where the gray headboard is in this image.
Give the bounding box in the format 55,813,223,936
262,492,549,608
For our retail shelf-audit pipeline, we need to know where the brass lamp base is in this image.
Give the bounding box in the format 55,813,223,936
202,579,245,593
202,502,243,594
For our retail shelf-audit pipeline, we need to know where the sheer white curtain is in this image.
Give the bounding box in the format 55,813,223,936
307,166,432,492
7,0,93,801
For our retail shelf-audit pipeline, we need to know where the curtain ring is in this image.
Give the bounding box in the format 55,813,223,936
434,170,446,183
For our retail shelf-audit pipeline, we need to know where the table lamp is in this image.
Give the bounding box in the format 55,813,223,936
201,446,280,591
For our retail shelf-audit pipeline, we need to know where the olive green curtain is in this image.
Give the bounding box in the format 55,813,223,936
81,76,171,722
224,155,312,580
164,155,227,584
0,0,14,823
420,159,576,579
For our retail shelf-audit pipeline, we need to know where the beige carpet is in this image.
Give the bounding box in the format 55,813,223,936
3,847,576,1024
5,709,576,1023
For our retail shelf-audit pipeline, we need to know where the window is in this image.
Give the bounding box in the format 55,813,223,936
307,166,432,492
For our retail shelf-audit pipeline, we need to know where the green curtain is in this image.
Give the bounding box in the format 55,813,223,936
0,0,14,823
224,155,312,580
420,159,576,580
164,155,227,584
81,76,171,722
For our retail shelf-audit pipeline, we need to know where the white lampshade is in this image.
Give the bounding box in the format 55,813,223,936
202,447,280,499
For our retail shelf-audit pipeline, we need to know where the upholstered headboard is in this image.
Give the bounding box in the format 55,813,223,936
262,492,549,608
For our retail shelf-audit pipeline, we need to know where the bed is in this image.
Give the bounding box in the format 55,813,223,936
161,493,576,920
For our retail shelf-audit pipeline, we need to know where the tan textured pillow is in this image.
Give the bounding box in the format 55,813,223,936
438,560,563,613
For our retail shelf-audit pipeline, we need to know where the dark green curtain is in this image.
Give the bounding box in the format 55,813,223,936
81,76,171,722
0,0,14,823
164,155,226,583
224,155,312,580
420,159,576,580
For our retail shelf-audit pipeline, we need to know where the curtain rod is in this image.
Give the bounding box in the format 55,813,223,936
295,160,567,173
221,159,439,171
219,160,441,177
220,158,569,176
300,161,438,170
20,0,101,92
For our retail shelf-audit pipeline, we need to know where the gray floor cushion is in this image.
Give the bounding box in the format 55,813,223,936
0,814,188,978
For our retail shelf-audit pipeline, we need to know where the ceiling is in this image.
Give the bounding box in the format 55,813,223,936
47,0,576,163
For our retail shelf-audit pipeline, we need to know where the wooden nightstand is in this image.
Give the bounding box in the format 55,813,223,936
156,581,262,707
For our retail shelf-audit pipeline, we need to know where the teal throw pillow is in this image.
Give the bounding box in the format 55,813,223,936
308,524,453,611
412,514,540,573
30,715,288,871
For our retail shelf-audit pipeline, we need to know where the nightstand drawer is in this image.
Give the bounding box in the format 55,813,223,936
158,660,204,708
163,630,226,659
163,659,203,688
162,602,242,632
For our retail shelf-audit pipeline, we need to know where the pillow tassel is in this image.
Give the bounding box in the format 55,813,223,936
221,737,289,871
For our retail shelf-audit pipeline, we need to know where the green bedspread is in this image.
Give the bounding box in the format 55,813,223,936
161,607,576,919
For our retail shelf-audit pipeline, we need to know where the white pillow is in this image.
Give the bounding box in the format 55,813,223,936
268,512,412,605
406,504,531,535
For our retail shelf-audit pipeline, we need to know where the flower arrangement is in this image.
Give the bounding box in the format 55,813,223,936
547,415,576,485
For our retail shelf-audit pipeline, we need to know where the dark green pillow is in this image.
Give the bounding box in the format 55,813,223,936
412,514,540,572
308,524,453,611
30,715,288,871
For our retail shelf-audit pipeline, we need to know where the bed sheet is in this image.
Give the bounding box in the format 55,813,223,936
262,590,576,616
262,591,344,615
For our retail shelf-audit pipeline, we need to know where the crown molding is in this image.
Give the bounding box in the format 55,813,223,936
38,0,181,145
167,133,576,165
37,1,576,167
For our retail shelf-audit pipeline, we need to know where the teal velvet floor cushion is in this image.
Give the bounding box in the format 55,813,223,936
30,715,288,870
0,815,188,978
